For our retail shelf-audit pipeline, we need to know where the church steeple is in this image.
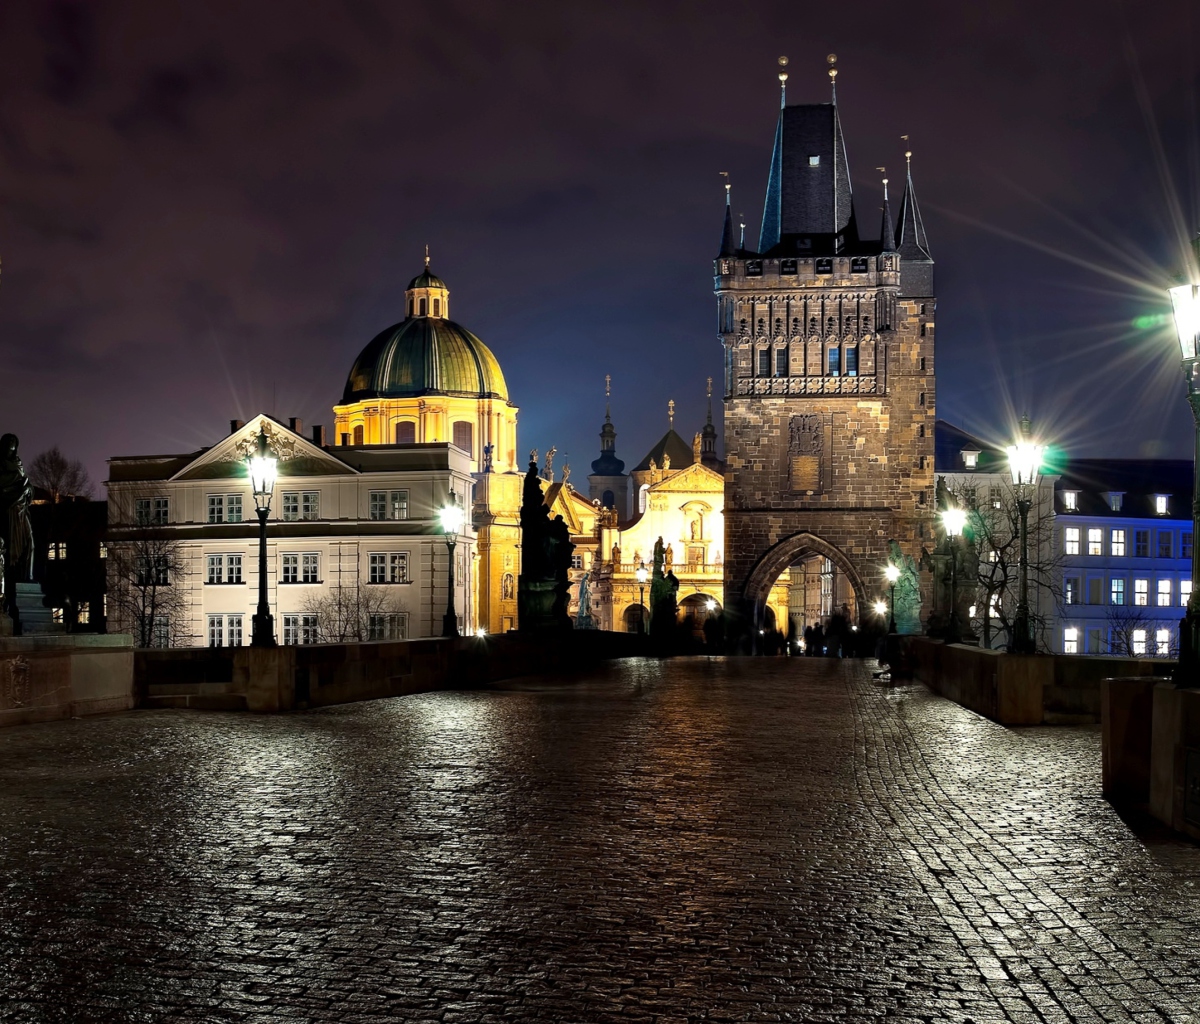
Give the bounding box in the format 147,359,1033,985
894,150,931,260
590,375,625,475
718,174,735,257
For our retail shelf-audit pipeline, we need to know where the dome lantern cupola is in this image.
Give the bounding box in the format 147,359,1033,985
406,247,450,319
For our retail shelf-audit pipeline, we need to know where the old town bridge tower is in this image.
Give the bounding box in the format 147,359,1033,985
716,59,935,628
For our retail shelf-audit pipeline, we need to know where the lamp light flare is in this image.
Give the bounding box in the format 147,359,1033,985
941,506,968,537
884,564,900,583
873,600,888,616
439,502,466,535
1170,283,1200,360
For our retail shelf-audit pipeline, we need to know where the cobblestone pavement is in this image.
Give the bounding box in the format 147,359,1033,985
2,658,1199,1023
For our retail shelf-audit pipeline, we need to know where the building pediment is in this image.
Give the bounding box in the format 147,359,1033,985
649,462,724,495
170,415,357,482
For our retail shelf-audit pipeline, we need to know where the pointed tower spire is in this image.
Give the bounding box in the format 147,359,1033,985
739,214,746,250
718,172,735,256
877,167,896,252
895,144,931,260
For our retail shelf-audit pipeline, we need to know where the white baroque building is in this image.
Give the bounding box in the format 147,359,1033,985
106,414,476,647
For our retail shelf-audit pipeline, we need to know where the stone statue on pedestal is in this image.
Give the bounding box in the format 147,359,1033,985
888,539,922,636
0,434,35,633
649,536,679,641
517,459,574,632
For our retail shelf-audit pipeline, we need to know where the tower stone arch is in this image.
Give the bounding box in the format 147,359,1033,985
742,532,867,618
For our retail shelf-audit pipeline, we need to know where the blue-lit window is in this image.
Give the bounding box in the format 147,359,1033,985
845,346,858,377
775,348,788,377
827,347,840,377
758,349,770,376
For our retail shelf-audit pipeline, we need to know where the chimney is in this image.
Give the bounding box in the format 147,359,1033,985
230,419,244,433
312,425,327,447
288,417,303,435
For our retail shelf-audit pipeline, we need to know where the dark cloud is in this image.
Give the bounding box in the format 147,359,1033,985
39,0,97,105
112,49,232,135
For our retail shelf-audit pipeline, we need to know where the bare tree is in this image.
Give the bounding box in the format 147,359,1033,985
1105,603,1178,659
106,534,191,647
948,478,1063,652
300,583,409,643
29,446,91,502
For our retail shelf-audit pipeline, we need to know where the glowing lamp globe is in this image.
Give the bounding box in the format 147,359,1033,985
439,501,466,537
884,564,900,584
1006,436,1043,488
941,506,968,538
635,564,648,585
873,600,888,616
246,429,278,507
1170,283,1200,360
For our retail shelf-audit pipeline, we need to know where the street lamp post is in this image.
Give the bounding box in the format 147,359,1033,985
941,505,968,643
1006,416,1044,655
1169,276,1200,681
247,428,278,647
635,562,648,635
439,490,466,638
884,564,900,634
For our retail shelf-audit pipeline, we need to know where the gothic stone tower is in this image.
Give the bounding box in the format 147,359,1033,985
717,69,935,627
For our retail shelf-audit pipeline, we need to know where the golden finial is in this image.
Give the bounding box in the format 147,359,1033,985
424,244,430,269
720,170,731,203
605,373,611,398
827,53,838,102
706,376,713,398
738,213,746,249
777,55,788,106
877,167,888,200
668,399,675,427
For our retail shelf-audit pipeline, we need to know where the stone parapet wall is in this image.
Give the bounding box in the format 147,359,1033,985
1,635,135,728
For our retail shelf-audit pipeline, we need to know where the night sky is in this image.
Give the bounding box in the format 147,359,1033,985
1,1,1198,490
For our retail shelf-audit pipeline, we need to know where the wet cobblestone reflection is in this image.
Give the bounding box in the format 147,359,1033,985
1,657,1198,1022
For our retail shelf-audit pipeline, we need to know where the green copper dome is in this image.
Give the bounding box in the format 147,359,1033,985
342,316,509,403
406,269,447,290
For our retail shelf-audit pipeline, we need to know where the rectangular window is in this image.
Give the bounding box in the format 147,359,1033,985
827,347,840,376
368,490,409,521
1087,628,1103,654
1134,578,1148,606
51,607,64,625
1156,629,1171,657
1063,627,1079,655
1110,529,1125,557
757,348,770,376
226,494,243,523
1064,527,1080,555
301,614,318,645
206,555,223,584
1185,532,1195,560
207,614,223,648
283,614,319,645
1155,495,1169,515
302,553,319,583
153,497,168,524
1135,530,1150,558
152,617,170,649
1063,491,1079,511
1157,579,1172,607
990,486,1002,510
368,613,408,641
1133,629,1147,656
1110,493,1123,511
283,614,298,646
391,490,409,520
134,497,167,524
207,494,224,523
1087,578,1102,605
226,554,242,584
228,615,244,647
1088,529,1103,556
775,347,787,377
571,554,584,570
1064,578,1079,605
369,553,387,584
1158,531,1173,559
282,553,298,583
369,491,388,520
388,552,408,583
301,492,319,520
282,493,299,521
1110,578,1125,605
99,542,107,559
844,346,858,377
135,498,151,524
1183,579,1192,607
77,602,89,625
46,542,66,560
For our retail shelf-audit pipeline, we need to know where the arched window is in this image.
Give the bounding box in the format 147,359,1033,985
433,298,441,316
638,483,650,513
845,345,858,377
408,299,414,317
602,489,615,508
452,420,473,457
827,347,841,377
757,348,771,377
419,297,427,316
353,424,364,445
775,347,788,377
395,421,416,444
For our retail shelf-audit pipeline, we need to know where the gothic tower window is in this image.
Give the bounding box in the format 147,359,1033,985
845,345,858,377
757,348,771,377
775,347,788,377
827,347,841,377
419,297,427,316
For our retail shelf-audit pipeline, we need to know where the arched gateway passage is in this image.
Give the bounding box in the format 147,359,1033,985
742,533,868,640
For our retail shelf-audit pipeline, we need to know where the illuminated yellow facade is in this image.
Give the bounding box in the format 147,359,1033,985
333,264,522,633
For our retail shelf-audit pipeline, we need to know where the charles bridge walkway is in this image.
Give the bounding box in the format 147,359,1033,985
1,657,1199,1023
